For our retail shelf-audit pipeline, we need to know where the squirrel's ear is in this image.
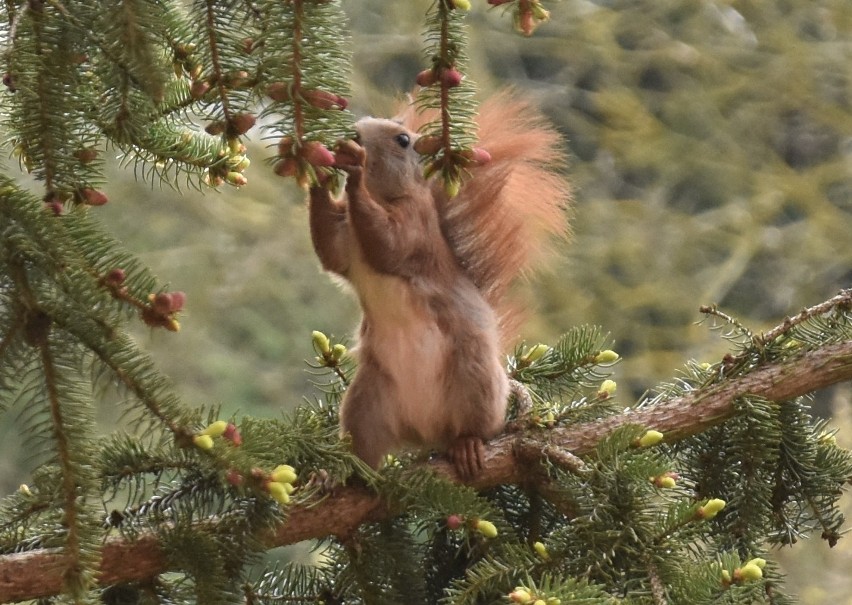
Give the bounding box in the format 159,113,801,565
392,89,437,132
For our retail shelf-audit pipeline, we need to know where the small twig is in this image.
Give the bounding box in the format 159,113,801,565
759,288,852,345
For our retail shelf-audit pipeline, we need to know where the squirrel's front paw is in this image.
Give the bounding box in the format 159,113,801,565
334,139,366,172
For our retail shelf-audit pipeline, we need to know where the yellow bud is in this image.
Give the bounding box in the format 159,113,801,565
746,557,766,569
657,476,676,489
546,599,561,605
523,343,549,363
533,541,549,560
594,349,619,364
18,484,32,497
202,420,228,437
444,178,461,198
699,498,726,519
819,432,837,446
533,600,546,605
737,562,763,582
475,519,498,538
509,589,532,603
532,5,550,21
599,379,617,397
193,434,214,451
638,429,663,447
271,464,298,484
698,362,712,370
452,0,471,9
312,330,331,355
721,569,731,583
331,343,347,361
267,481,291,505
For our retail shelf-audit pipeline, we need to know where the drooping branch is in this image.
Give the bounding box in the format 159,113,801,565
1,338,850,603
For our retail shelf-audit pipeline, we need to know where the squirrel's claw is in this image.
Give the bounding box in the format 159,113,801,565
334,138,366,172
447,436,485,479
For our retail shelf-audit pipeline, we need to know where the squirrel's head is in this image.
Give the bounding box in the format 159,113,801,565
355,117,427,204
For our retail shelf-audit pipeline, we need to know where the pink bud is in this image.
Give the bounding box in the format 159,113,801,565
105,268,126,286
413,135,442,156
470,147,491,165
266,82,290,102
446,514,464,530
223,422,242,446
302,89,348,110
274,157,299,178
441,69,463,88
190,80,211,99
228,113,256,136
81,188,108,206
415,69,437,87
302,141,335,167
226,469,244,486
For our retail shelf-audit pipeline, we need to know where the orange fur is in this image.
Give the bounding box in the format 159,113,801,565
399,90,572,343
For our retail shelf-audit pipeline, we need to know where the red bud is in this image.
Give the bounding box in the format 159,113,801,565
226,469,244,486
228,113,256,136
223,422,242,446
74,148,98,164
302,141,335,167
205,121,225,136
81,188,108,206
446,514,464,530
105,268,126,286
190,80,211,99
441,69,463,87
274,157,299,178
413,135,442,155
303,89,348,110
266,82,291,102
415,69,437,87
470,147,491,165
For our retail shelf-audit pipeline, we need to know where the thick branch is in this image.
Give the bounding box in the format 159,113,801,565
1,339,850,602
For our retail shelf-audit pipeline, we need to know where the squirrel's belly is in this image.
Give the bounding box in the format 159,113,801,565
351,266,452,444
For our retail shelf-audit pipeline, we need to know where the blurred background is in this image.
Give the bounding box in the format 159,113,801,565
2,0,851,601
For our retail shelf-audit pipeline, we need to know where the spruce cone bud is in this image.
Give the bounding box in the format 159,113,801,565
104,268,126,286
441,69,463,87
469,147,491,165
228,113,256,136
302,141,335,167
415,69,437,87
274,157,299,178
205,121,226,136
446,514,463,530
190,79,211,99
80,188,108,206
413,135,442,156
303,89,348,110
266,82,290,102
223,422,242,446
74,148,98,164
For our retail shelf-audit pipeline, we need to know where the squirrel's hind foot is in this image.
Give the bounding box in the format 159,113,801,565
447,436,485,479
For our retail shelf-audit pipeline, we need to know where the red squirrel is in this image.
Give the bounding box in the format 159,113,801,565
308,91,570,477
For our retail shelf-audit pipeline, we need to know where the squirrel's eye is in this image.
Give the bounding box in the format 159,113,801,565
394,133,411,148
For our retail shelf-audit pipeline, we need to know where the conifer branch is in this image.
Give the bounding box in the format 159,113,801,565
1,336,849,602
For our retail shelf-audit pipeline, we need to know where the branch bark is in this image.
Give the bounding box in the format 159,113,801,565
1,339,851,602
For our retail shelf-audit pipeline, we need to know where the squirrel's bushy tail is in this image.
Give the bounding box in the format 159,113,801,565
401,91,571,343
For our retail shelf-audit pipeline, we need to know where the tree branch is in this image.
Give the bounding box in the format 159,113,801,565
1,339,850,602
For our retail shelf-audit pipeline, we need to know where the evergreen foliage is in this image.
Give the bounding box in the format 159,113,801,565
0,1,850,604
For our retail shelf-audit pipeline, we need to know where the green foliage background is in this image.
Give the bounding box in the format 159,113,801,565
0,0,850,601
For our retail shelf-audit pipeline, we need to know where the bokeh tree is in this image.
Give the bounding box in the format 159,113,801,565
0,0,851,603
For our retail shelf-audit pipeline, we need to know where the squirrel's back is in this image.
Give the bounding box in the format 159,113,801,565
399,90,572,343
